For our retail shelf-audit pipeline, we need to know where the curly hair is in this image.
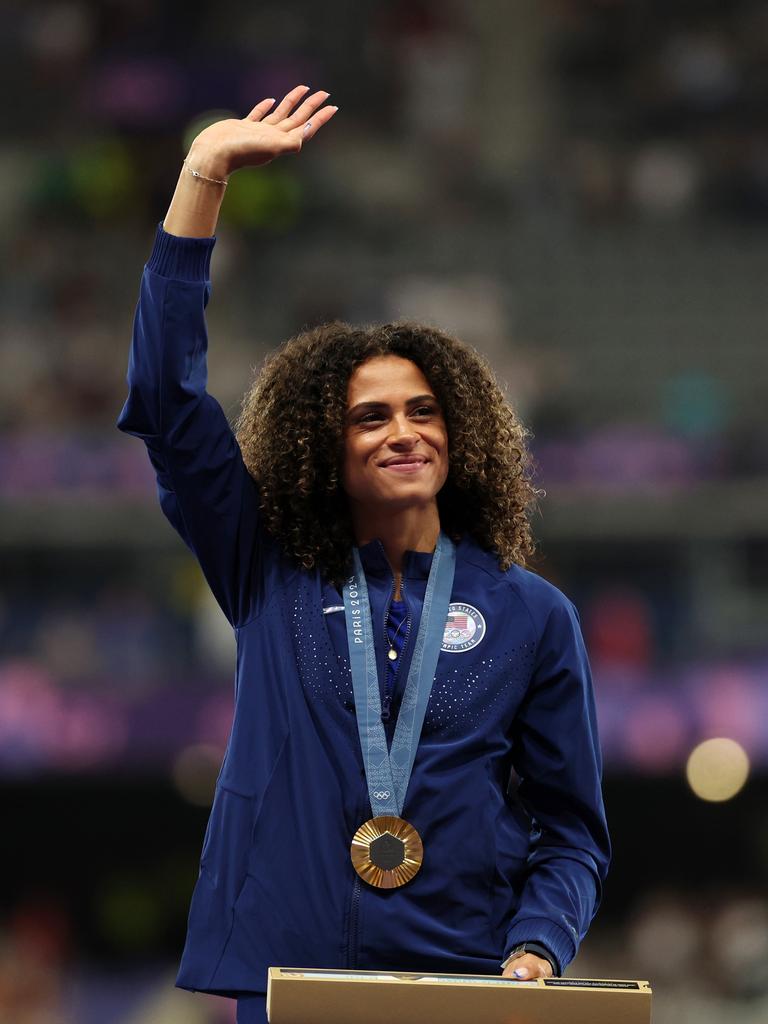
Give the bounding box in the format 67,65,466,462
235,320,540,585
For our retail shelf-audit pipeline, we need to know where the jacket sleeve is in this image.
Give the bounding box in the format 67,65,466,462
117,224,266,628
504,596,611,974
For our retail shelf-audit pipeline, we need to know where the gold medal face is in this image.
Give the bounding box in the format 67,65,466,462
350,815,423,889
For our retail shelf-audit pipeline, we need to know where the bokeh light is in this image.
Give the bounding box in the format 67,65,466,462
686,737,750,802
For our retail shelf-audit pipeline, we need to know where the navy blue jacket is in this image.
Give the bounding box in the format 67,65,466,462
117,226,610,997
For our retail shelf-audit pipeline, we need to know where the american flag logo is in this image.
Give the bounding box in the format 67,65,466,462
444,613,474,641
441,603,486,653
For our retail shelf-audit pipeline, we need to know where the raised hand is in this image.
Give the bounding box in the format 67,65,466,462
163,85,338,238
187,86,338,181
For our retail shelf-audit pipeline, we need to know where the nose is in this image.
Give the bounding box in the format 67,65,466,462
387,413,418,446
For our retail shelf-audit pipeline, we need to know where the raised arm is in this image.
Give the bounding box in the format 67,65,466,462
117,88,338,626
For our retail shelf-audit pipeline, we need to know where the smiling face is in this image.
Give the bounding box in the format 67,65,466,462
342,355,450,515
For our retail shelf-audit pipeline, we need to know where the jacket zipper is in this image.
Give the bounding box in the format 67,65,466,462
381,577,411,723
346,785,368,968
347,876,362,968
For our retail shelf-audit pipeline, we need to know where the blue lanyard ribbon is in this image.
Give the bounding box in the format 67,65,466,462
343,533,456,818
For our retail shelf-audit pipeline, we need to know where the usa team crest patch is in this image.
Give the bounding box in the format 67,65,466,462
441,603,486,653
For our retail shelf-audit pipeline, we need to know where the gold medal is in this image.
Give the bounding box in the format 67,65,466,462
350,815,423,889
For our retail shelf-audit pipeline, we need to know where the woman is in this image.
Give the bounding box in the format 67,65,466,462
118,86,610,1024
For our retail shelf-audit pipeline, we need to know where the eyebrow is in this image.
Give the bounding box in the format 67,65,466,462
347,394,438,416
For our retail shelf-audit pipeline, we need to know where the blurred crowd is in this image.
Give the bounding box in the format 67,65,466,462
1,0,767,450
0,4,764,711
2,556,767,776
0,0,765,756
552,0,768,223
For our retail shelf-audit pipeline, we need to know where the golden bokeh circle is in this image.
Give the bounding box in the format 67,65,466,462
686,737,750,802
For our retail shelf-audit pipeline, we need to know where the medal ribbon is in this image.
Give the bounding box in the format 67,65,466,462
343,533,456,818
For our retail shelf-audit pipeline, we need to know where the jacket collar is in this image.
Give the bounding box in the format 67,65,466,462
357,537,435,581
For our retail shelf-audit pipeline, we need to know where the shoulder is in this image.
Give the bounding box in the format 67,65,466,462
456,535,577,632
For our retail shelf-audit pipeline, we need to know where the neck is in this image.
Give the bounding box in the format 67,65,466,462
351,501,441,580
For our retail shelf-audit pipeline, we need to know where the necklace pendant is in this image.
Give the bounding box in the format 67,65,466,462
388,648,398,661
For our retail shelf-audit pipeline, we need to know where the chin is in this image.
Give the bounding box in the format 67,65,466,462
378,485,442,508
345,467,448,511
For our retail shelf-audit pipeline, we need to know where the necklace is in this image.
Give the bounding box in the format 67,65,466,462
386,603,408,661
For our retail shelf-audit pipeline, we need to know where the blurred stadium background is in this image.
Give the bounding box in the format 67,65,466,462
2,1,768,1021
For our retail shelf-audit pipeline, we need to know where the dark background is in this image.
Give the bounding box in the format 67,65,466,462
2,1,767,1021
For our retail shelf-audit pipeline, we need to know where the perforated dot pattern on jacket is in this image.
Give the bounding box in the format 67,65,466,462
423,642,536,738
289,579,354,708
286,579,536,741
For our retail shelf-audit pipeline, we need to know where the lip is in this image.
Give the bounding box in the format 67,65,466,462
378,455,430,474
381,461,428,474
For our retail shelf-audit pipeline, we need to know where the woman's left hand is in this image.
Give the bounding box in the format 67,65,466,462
501,953,553,981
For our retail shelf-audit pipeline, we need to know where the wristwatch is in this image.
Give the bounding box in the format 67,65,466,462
500,942,558,976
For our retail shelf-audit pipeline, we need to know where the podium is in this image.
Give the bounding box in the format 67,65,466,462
267,967,652,1024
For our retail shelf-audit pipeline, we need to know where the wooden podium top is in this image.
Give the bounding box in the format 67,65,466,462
266,967,652,1024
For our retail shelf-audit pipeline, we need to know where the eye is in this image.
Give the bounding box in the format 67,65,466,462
412,405,436,417
359,410,385,424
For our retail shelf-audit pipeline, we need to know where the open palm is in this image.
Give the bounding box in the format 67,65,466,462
189,85,338,178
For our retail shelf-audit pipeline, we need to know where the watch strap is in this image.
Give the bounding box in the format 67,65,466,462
500,941,558,975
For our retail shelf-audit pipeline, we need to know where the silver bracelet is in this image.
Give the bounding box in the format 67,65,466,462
183,158,228,186
501,944,556,975
500,946,529,969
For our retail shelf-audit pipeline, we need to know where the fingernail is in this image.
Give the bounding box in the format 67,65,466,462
514,968,528,979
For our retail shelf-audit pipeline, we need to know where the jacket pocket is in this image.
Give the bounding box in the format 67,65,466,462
220,732,351,979
183,785,256,988
487,768,532,941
